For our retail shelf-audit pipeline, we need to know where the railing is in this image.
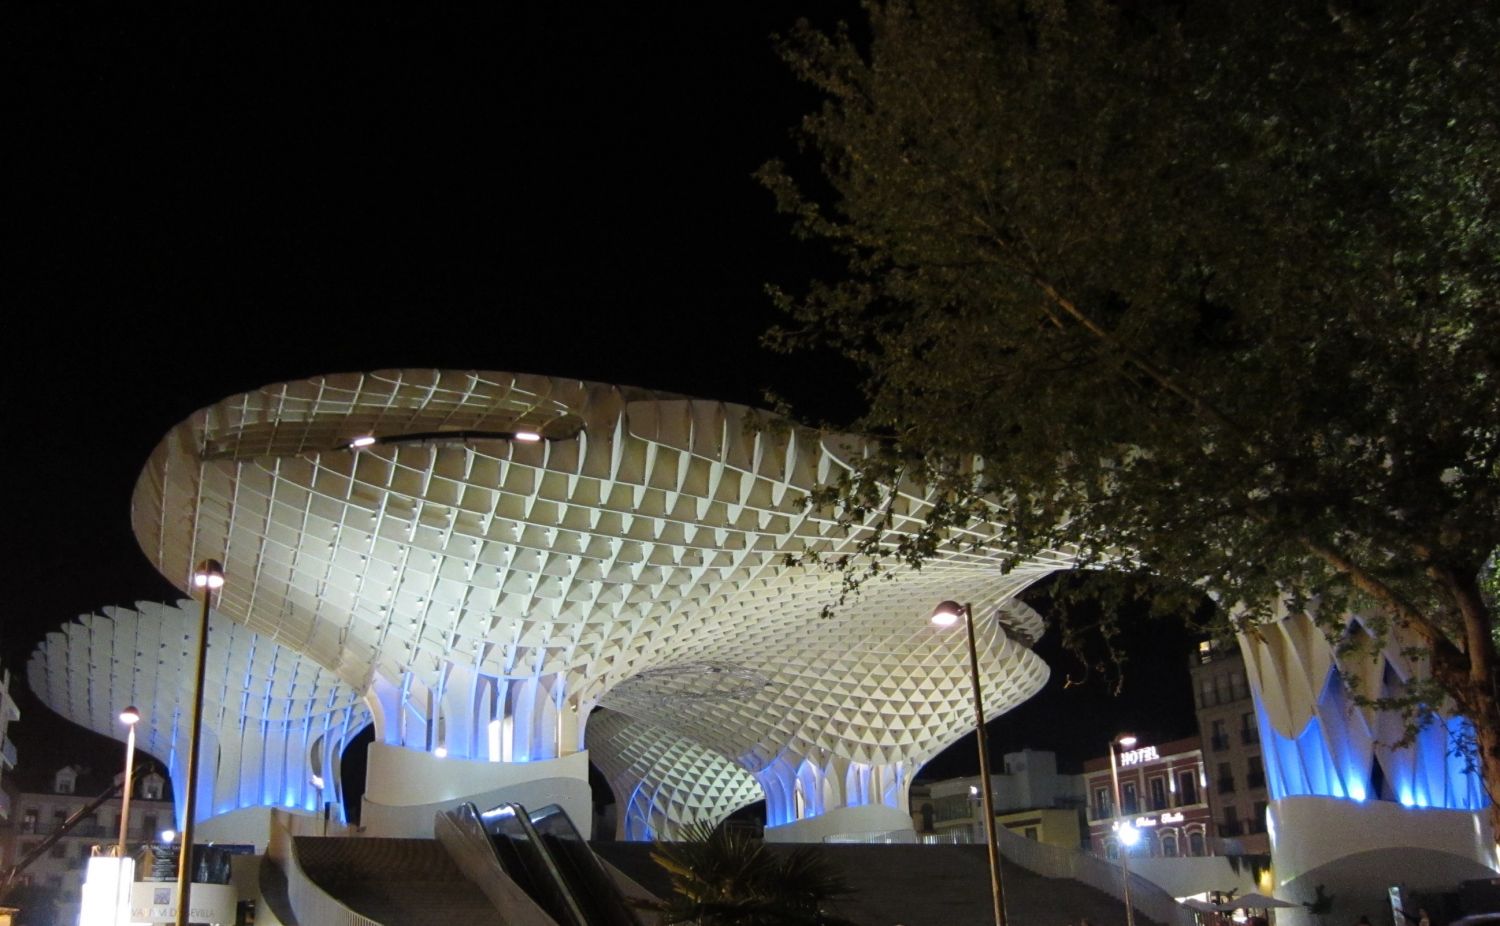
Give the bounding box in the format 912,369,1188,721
821,829,917,844
434,803,557,926
991,826,1195,926
265,811,381,926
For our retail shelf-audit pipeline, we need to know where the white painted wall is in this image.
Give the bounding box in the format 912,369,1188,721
763,804,915,843
359,744,593,838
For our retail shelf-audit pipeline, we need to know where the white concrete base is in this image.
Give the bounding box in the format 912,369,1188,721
1269,797,1496,926
194,805,343,851
1125,856,1260,899
763,805,916,843
359,743,593,838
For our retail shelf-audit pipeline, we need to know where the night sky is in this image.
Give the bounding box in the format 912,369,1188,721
7,5,1197,793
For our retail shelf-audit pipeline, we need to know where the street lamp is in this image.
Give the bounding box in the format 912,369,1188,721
176,559,223,926
116,707,141,857
931,600,1006,926
115,706,141,926
1108,733,1140,926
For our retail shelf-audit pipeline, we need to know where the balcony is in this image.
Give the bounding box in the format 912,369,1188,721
1211,734,1231,752
1217,820,1245,838
1217,778,1236,794
1247,771,1266,790
1240,728,1259,745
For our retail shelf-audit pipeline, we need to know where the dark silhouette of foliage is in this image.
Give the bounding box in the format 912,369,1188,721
761,0,1500,832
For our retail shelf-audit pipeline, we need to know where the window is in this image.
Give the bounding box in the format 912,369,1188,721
142,814,159,839
1188,831,1206,856
1231,671,1248,701
1210,719,1230,751
1093,787,1112,819
1024,826,1039,841
1161,832,1179,857
1240,712,1259,745
1148,776,1168,811
55,767,77,794
1251,801,1268,833
1214,673,1232,705
142,774,165,801
21,810,37,834
1247,757,1265,790
1178,770,1199,805
1199,677,1215,708
1219,804,1243,837
1106,841,1120,860
1217,762,1235,794
1122,782,1139,815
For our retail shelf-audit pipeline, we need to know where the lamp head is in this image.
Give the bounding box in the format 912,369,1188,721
930,600,965,627
1116,733,1138,749
349,435,378,448
192,559,225,590
512,431,542,443
1118,822,1141,847
120,706,141,726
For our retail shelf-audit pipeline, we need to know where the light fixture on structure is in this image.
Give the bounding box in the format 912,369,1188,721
176,559,223,926
1108,732,1141,926
930,599,1006,926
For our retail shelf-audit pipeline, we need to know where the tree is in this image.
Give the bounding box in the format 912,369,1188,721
646,823,855,925
759,0,1500,831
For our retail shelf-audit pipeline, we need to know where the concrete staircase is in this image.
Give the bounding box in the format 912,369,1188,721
293,836,498,925
592,841,1163,926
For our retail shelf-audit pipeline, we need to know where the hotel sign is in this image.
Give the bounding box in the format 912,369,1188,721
1119,745,1159,766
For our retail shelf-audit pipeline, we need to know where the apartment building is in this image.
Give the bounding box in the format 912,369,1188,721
1189,640,1271,855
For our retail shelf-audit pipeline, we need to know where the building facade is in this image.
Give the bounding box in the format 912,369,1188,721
1083,736,1214,860
1189,640,1271,855
0,669,17,822
911,749,1087,850
0,765,173,925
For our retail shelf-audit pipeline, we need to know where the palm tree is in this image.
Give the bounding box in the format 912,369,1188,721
645,823,857,926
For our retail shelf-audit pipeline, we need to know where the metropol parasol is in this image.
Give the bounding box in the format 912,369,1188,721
33,368,1077,842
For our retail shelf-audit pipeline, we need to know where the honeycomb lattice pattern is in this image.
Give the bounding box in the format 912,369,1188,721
126,371,1069,831
587,708,764,839
28,600,370,826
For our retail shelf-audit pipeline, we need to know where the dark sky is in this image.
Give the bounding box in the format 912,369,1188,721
6,4,1197,786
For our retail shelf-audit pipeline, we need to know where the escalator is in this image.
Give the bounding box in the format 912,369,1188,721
446,801,642,926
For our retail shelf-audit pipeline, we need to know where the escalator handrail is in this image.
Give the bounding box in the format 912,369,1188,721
478,802,591,926
526,804,642,926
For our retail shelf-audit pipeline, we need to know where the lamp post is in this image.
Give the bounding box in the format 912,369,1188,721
176,559,223,926
116,707,140,857
1108,733,1140,926
931,600,1006,926
115,706,141,926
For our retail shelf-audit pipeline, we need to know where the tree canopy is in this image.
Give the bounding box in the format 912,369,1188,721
761,0,1500,826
